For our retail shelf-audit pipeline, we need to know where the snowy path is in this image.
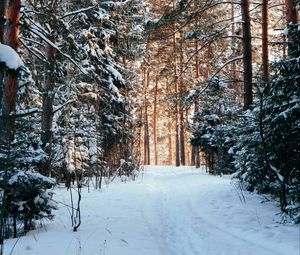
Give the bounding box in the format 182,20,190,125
4,166,300,255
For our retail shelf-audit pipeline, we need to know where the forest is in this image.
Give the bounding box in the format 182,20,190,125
0,0,299,253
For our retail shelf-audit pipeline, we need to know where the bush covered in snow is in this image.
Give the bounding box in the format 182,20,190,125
0,170,56,237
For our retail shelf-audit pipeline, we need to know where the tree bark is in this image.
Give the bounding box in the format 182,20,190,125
173,37,180,167
143,68,150,165
172,0,180,167
191,145,195,166
191,40,200,167
179,33,185,166
0,0,20,110
0,2,4,43
168,113,173,165
241,0,253,110
0,0,20,142
262,0,269,81
194,103,201,168
285,0,298,57
153,76,158,165
166,79,173,165
231,2,237,87
3,0,20,49
41,36,56,176
146,71,150,165
285,0,298,24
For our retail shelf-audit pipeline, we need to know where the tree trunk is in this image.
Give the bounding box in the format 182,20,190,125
179,91,185,166
231,2,237,87
191,40,200,167
285,0,298,57
143,68,147,165
194,103,201,168
262,0,269,81
3,0,20,49
0,2,4,42
139,107,143,164
175,85,180,167
195,143,200,168
172,8,180,167
146,72,150,165
179,33,185,166
241,0,253,110
0,0,20,139
168,114,173,165
167,79,173,165
206,43,212,78
191,146,195,166
143,68,150,165
285,0,298,24
41,36,56,176
153,76,158,165
282,8,287,58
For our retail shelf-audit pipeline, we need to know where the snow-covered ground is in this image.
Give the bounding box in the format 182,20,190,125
4,166,300,255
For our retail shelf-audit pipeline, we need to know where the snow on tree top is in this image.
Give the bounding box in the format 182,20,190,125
0,43,24,70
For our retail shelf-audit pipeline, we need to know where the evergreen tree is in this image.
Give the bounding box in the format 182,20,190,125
234,21,300,222
189,77,239,174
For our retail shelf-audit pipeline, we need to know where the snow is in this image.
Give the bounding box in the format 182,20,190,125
4,166,299,255
270,164,284,182
9,108,42,117
8,171,56,186
107,65,125,85
189,89,196,96
282,27,289,36
0,43,24,70
228,147,235,154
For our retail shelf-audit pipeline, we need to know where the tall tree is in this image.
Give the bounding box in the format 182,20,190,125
0,0,21,141
40,13,57,177
179,32,186,166
241,0,253,109
261,0,269,81
153,75,158,165
285,0,298,57
191,39,200,168
143,67,150,165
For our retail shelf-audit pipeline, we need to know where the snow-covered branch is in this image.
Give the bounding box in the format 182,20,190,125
53,100,75,114
29,27,88,75
208,55,243,80
19,38,48,64
60,5,97,19
7,108,42,118
184,55,243,110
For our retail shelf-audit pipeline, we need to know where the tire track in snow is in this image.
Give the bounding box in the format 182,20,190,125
141,167,285,255
184,188,283,255
141,168,208,255
140,178,175,255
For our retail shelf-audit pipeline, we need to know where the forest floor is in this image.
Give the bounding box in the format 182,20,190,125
4,166,300,255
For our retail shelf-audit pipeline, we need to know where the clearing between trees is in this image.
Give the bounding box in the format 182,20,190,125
4,166,299,255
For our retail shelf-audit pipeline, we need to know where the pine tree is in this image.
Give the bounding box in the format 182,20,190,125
233,0,300,221
189,77,239,174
